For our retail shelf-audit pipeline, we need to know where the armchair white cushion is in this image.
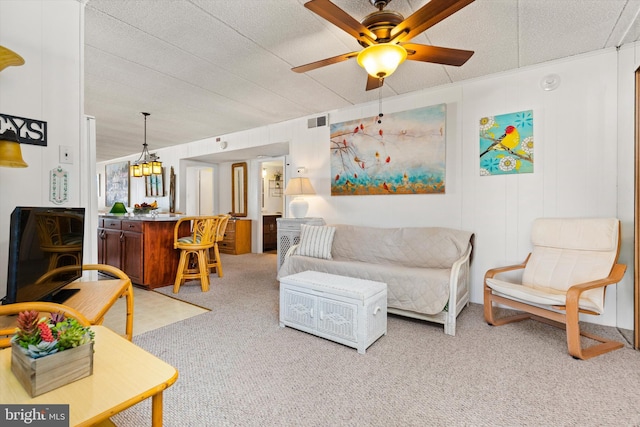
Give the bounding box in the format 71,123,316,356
484,217,626,360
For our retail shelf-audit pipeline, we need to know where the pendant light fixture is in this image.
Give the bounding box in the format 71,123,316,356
131,112,162,177
0,129,28,168
0,45,25,72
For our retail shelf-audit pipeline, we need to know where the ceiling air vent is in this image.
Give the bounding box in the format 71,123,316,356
307,116,327,129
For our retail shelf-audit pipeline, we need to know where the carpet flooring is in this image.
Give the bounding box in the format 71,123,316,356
110,253,640,427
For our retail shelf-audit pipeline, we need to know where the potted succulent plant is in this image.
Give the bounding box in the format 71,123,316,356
11,310,95,397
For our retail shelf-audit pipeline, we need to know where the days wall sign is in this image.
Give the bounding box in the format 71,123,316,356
0,113,47,146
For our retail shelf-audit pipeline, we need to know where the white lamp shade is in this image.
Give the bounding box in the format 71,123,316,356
284,177,316,196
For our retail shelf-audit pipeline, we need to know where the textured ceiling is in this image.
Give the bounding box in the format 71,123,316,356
84,0,640,162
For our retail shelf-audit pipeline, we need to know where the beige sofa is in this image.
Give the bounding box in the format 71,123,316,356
277,224,474,336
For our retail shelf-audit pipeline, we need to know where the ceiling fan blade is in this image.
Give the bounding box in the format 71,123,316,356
292,51,359,74
390,0,475,43
366,74,384,91
402,43,474,66
305,0,377,44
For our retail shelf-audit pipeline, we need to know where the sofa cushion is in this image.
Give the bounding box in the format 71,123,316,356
297,224,336,260
330,224,472,269
280,255,452,315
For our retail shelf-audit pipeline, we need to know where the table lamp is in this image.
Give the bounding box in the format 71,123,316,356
109,202,127,214
284,177,316,218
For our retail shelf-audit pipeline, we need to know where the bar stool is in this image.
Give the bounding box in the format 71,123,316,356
173,216,218,293
208,214,231,278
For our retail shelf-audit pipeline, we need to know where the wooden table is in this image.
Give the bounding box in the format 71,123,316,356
1,326,178,426
0,264,134,342
64,264,134,341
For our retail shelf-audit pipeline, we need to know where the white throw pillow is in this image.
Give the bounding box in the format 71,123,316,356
297,224,336,260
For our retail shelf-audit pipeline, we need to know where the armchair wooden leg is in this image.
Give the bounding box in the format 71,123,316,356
484,286,531,326
566,302,624,360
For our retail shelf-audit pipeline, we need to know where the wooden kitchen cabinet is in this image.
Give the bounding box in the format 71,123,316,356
97,216,189,288
219,218,251,255
121,221,144,284
263,214,280,252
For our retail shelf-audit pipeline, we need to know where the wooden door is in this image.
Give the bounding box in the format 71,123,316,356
121,230,143,285
103,229,123,270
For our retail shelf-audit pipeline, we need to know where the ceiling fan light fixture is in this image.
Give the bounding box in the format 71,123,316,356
357,43,407,78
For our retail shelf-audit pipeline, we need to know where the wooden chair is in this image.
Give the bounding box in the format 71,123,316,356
173,216,218,293
484,217,627,360
208,214,231,278
0,301,91,348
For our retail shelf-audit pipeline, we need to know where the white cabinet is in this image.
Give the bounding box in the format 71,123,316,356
279,271,387,354
276,217,324,270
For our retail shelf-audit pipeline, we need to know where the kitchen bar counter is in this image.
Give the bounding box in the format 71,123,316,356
99,213,186,221
98,216,190,288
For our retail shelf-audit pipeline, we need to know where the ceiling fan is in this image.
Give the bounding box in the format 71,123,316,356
292,0,475,91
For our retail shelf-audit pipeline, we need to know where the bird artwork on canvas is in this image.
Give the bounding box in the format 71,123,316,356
479,125,520,158
479,111,534,176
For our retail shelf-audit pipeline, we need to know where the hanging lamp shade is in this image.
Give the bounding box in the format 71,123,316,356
0,129,27,168
151,159,162,175
131,163,143,177
0,45,25,72
131,112,162,177
356,43,407,78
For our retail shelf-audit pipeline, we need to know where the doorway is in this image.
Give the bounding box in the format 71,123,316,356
635,66,640,349
260,159,285,253
186,165,215,216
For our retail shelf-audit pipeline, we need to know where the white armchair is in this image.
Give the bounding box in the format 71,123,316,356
484,217,626,360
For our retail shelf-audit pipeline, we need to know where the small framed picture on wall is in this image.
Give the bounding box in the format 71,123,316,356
145,168,165,197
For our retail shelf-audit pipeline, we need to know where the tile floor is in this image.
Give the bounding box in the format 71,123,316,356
102,286,209,337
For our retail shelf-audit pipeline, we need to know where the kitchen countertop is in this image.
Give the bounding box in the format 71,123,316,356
99,213,186,221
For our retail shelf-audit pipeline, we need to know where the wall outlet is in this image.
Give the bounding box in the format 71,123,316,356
60,146,73,164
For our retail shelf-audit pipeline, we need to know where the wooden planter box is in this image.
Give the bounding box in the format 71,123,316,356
11,341,94,397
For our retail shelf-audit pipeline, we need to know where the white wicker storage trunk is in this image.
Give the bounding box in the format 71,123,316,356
279,271,387,354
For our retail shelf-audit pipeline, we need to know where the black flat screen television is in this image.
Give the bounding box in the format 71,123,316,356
2,206,85,305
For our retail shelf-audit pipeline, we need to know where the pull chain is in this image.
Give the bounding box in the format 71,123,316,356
377,77,384,124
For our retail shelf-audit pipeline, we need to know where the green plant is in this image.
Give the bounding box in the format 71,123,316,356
12,310,94,359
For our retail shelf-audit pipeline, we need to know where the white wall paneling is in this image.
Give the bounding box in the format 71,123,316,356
96,46,635,329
